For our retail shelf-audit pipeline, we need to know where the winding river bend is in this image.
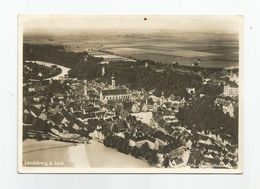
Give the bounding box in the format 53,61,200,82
30,60,71,80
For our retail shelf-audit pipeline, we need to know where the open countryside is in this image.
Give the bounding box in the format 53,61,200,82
24,32,238,68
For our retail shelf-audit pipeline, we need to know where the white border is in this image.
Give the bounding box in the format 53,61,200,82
2,0,260,188
18,15,243,174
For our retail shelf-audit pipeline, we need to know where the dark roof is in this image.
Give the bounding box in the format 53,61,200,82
95,111,106,118
230,160,237,167
120,109,130,118
102,89,128,96
78,113,92,119
113,121,128,132
154,131,168,141
154,131,176,142
138,123,154,135
61,109,75,121
222,158,229,165
146,136,156,143
227,81,238,88
168,94,176,101
173,157,184,165
74,118,85,128
130,136,146,142
164,102,173,108
162,141,181,153
123,101,134,110
29,105,44,117
50,113,64,125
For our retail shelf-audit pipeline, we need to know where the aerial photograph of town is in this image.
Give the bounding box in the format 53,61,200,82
19,15,242,172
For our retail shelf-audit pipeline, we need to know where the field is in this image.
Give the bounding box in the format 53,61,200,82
24,31,239,68
88,51,136,62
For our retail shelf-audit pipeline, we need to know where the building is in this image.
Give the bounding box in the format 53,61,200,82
100,89,131,102
100,75,132,103
214,98,235,117
101,66,105,77
223,82,238,97
186,87,196,95
111,74,116,89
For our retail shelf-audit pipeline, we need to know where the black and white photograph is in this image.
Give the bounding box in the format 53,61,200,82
18,15,242,173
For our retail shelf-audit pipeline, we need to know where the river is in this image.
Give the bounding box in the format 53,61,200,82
23,139,152,168
31,60,71,80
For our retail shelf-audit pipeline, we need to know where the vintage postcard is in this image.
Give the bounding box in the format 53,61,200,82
18,15,243,173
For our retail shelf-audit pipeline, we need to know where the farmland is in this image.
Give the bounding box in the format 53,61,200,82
24,31,239,68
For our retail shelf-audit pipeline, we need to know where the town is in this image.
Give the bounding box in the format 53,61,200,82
22,43,239,169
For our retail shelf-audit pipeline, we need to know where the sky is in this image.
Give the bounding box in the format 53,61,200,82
21,15,242,35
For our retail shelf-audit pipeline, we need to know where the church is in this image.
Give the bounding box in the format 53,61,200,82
100,74,131,103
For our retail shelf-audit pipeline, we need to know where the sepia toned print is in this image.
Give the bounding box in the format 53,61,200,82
18,15,243,173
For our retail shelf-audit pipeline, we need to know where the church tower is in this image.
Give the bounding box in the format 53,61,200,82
111,74,116,89
160,91,165,105
102,66,105,77
83,79,88,96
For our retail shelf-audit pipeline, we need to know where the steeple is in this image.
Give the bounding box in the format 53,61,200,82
83,79,88,96
161,91,164,97
102,66,105,77
111,74,115,89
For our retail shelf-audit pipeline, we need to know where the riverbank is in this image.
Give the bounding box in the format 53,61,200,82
23,139,152,168
34,61,71,80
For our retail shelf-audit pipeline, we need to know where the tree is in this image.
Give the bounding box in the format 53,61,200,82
139,142,151,158
131,146,141,158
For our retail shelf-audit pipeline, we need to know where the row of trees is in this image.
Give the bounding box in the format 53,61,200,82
68,60,202,97
23,44,96,68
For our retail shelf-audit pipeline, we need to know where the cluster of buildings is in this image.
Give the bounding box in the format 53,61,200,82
23,63,239,168
214,70,239,118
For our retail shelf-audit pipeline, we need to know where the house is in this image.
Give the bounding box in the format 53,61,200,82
140,102,148,112
23,107,34,124
222,102,235,117
119,109,130,120
123,101,134,112
185,139,193,149
186,87,196,95
28,87,36,92
112,121,128,133
203,78,211,85
29,105,46,119
145,136,156,149
159,92,167,105
153,131,170,146
162,115,178,124
129,136,156,149
167,146,190,168
49,112,67,126
131,103,140,113
169,157,185,168
215,98,235,117
152,102,159,112
223,81,238,97
129,136,146,148
168,94,176,102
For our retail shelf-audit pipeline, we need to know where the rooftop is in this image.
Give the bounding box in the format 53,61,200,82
102,88,129,96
